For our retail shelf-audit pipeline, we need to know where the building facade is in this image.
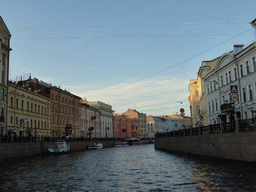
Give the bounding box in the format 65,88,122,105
16,77,81,137
7,82,51,138
88,101,114,138
147,116,165,138
123,109,147,138
81,101,101,138
204,43,256,124
0,16,11,136
113,114,138,138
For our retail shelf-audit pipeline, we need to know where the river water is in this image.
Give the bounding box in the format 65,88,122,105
1,144,256,191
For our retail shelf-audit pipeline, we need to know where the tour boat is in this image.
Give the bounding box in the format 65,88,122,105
48,140,71,154
88,143,103,149
114,142,129,147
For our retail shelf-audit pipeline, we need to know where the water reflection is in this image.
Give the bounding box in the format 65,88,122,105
0,145,256,191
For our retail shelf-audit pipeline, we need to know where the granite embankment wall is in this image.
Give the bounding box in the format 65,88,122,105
0,140,120,162
155,131,256,162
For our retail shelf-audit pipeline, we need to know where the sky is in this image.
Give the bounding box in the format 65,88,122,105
1,0,256,116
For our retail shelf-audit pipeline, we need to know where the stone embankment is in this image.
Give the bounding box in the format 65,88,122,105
0,140,120,162
155,121,256,162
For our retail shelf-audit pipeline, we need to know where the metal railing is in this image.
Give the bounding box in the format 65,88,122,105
156,119,256,138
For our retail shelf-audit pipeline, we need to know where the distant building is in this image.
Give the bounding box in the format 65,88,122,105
123,109,147,138
16,77,81,137
0,16,12,136
80,101,101,139
147,116,165,138
7,82,51,138
88,101,114,138
113,114,138,138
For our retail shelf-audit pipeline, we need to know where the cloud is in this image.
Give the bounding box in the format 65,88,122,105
67,76,190,115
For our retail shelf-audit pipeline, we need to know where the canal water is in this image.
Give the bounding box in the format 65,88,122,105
1,144,256,191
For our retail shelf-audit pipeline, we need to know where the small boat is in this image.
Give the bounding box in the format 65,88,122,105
48,140,70,154
88,143,103,149
131,141,143,145
114,142,129,147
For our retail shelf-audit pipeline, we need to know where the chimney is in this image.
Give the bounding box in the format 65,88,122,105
234,44,244,54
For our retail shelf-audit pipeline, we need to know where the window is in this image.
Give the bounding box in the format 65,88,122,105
11,97,13,108
1,89,4,101
2,53,6,85
21,100,24,110
215,99,218,111
208,102,211,113
52,116,55,124
52,94,54,100
225,73,228,84
220,76,223,86
16,99,18,109
234,68,237,80
249,85,253,101
35,104,37,113
246,61,250,75
10,116,13,123
253,57,256,72
240,64,243,77
207,85,209,94
243,87,246,103
210,82,212,92
228,71,231,83
212,100,214,112
222,95,225,104
52,103,54,112
27,102,29,111
196,105,200,115
31,103,33,112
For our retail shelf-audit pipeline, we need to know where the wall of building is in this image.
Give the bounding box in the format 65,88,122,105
155,131,256,162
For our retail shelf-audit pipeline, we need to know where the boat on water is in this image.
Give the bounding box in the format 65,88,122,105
48,140,70,154
131,141,144,145
88,143,103,149
114,142,129,147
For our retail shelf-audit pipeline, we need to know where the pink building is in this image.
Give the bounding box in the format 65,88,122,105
113,114,138,138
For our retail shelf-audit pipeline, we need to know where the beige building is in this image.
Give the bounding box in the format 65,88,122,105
0,17,11,136
7,82,51,138
188,57,218,127
123,109,147,138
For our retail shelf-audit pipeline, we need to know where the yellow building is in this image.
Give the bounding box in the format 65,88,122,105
0,16,12,136
7,82,51,138
189,57,219,127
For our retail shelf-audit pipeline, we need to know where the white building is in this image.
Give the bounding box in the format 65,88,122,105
204,42,256,124
88,101,114,138
147,116,165,138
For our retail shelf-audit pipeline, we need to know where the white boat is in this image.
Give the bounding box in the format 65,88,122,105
48,140,70,154
88,143,103,149
114,142,129,147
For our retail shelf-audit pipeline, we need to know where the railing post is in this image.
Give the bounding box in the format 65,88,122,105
220,122,225,133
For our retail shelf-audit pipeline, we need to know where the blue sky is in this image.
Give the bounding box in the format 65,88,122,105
1,0,256,116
